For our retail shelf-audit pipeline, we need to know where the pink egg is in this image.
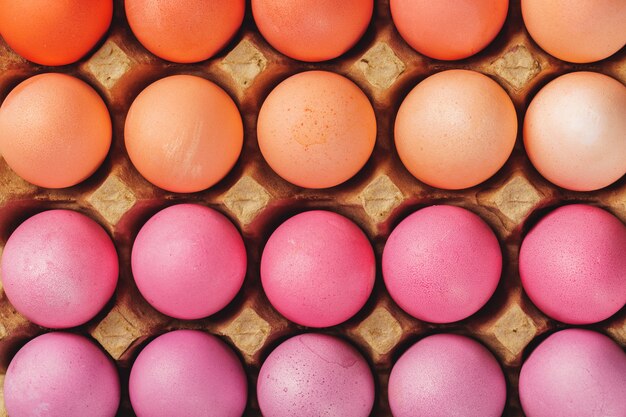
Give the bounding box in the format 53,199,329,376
260,210,375,327
520,329,626,417
257,333,375,417
389,333,506,417
4,332,120,417
129,330,247,417
1,210,118,328
519,204,626,324
382,205,502,323
131,204,247,320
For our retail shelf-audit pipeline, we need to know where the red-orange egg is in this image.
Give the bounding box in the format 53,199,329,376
252,0,373,62
0,0,112,66
124,75,243,193
0,73,111,188
125,0,245,63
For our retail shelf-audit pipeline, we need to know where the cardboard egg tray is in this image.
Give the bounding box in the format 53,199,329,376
0,1,624,416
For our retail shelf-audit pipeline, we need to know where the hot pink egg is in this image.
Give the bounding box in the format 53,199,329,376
257,333,375,417
389,333,506,417
520,329,626,417
382,205,502,323
129,330,247,417
1,210,118,328
519,204,626,324
260,210,375,327
131,204,247,320
4,332,120,417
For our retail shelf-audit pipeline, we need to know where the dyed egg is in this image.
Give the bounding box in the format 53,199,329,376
522,0,626,63
257,71,376,189
129,330,247,417
389,334,506,417
519,204,626,324
131,204,247,320
520,329,626,417
0,0,112,66
0,73,112,188
395,70,517,190
252,0,373,62
4,332,120,417
125,75,243,193
391,0,509,60
1,210,118,329
383,205,502,323
261,211,375,328
257,333,375,417
524,72,626,191
125,0,245,63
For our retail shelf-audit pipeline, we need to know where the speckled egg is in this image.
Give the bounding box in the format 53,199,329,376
1,210,119,328
257,333,375,417
389,333,506,417
129,330,247,417
131,204,247,320
261,210,375,328
524,72,626,191
4,332,120,417
519,204,626,324
394,70,517,190
520,329,626,417
257,71,376,189
383,205,502,323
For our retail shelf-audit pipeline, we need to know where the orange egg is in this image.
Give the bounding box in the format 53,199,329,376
125,0,245,63
390,0,508,61
257,71,376,189
0,74,111,188
522,0,626,63
524,72,626,191
124,75,243,193
395,70,517,190
252,0,373,62
0,0,112,66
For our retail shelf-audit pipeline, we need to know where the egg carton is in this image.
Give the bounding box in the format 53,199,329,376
0,0,624,416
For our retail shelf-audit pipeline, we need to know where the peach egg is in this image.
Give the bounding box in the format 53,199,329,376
394,70,517,190
252,0,373,62
125,0,245,63
390,0,509,60
0,73,112,189
0,0,112,66
522,0,626,63
524,72,626,191
257,71,376,189
124,75,243,193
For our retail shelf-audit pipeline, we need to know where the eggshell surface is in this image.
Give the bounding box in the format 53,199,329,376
0,0,112,65
524,72,626,191
383,205,502,323
522,0,626,63
125,0,245,63
257,71,376,189
1,210,119,329
4,332,120,417
257,333,375,417
124,75,243,193
261,210,375,328
519,204,626,324
129,330,247,417
388,333,506,417
394,70,517,190
390,0,509,60
520,329,626,417
131,204,247,320
0,73,112,188
252,0,373,62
